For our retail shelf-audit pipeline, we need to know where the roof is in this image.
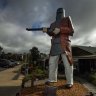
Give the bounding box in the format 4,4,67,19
73,55,96,59
72,45,96,54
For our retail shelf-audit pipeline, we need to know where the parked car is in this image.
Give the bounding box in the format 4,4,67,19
15,61,20,65
10,59,20,66
0,59,15,68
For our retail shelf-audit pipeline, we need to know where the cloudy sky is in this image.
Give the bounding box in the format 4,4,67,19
0,0,96,53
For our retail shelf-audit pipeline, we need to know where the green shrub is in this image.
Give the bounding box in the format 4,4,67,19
34,67,47,79
35,68,44,74
87,72,96,85
23,74,33,82
92,80,96,86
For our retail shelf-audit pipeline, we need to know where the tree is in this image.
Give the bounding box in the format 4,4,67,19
0,46,3,53
21,47,48,88
30,47,40,63
0,46,3,58
40,53,47,59
29,47,40,87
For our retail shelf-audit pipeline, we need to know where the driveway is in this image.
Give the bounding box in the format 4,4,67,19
0,67,6,72
0,65,24,96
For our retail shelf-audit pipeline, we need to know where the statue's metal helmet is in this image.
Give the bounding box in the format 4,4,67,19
56,8,65,21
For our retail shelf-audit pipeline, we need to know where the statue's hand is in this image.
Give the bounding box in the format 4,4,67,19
43,27,47,33
53,28,60,34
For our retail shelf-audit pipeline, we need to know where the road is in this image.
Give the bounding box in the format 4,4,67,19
0,65,24,96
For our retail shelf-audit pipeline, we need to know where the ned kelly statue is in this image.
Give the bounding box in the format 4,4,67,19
26,8,74,89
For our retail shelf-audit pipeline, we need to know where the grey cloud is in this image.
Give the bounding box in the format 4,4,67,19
0,0,96,53
0,22,51,53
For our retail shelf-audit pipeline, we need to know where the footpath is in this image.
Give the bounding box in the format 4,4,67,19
0,65,24,96
75,77,96,96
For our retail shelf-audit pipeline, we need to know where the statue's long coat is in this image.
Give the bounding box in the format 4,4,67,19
47,16,74,65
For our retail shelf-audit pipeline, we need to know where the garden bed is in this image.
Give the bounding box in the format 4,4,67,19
20,79,88,96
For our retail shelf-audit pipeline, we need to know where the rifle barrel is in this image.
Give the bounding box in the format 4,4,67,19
26,28,43,31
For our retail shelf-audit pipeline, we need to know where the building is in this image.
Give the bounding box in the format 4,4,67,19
72,45,96,74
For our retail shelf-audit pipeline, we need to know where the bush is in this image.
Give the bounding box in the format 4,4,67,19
92,80,96,86
34,67,47,79
35,68,44,74
23,74,33,82
87,72,96,85
89,74,96,81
